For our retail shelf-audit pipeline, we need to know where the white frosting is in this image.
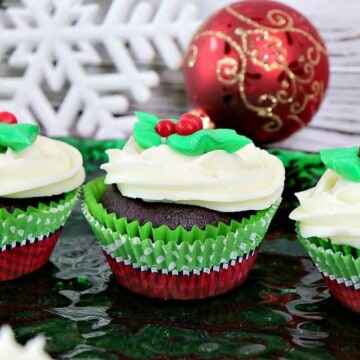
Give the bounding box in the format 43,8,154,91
101,137,285,212
0,325,52,360
289,168,360,248
0,135,85,198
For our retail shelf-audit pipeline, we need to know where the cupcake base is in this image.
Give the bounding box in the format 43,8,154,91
0,187,81,281
0,231,60,281
297,227,360,313
104,249,258,300
323,275,360,313
83,177,281,300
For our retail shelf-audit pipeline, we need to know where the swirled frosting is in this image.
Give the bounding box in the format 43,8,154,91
0,325,52,360
0,135,85,198
289,169,360,248
101,136,285,212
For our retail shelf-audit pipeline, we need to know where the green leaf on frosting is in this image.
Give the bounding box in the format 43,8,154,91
320,146,360,182
0,123,39,152
167,128,252,155
133,112,162,149
133,111,252,155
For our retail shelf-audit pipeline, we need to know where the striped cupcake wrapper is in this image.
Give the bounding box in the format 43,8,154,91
0,231,61,281
104,249,259,300
296,227,360,289
296,224,360,312
0,188,81,281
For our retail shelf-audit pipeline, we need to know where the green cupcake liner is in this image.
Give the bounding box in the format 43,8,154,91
83,176,279,243
82,177,280,272
296,223,360,288
0,188,81,247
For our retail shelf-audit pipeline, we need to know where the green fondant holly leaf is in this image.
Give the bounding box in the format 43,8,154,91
133,112,162,149
167,128,252,155
320,146,360,182
0,123,39,152
132,111,253,156
134,111,160,127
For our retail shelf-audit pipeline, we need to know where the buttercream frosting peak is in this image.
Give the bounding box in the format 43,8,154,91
0,325,52,360
101,137,285,212
0,135,85,198
289,169,360,248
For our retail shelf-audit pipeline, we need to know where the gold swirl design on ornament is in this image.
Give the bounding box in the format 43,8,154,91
190,30,283,130
217,57,239,84
186,45,198,68
290,81,324,115
227,6,327,54
230,6,326,85
227,6,294,31
239,6,326,131
187,5,328,134
191,30,247,83
244,30,287,71
267,9,294,28
189,30,283,132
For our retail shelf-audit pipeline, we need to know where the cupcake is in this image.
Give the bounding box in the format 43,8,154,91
290,146,360,312
0,112,85,280
82,112,285,300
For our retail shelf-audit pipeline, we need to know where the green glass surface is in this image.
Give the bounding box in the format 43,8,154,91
0,140,359,359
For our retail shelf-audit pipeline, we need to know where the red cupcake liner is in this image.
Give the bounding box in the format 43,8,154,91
104,249,258,300
0,231,61,281
323,275,360,313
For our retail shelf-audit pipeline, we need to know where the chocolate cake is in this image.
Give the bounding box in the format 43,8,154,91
101,184,254,230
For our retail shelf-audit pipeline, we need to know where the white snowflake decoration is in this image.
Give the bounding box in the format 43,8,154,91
0,0,200,138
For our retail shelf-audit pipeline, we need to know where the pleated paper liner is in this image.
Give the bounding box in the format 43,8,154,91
323,275,360,313
83,176,278,245
0,188,81,246
296,223,360,312
0,187,81,280
104,249,259,300
82,176,281,272
0,231,60,281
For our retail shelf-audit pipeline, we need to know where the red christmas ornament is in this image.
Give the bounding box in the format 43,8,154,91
183,0,330,144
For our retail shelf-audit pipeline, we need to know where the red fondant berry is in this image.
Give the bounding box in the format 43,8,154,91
176,113,203,135
0,111,18,124
176,120,198,135
155,119,176,137
179,113,203,130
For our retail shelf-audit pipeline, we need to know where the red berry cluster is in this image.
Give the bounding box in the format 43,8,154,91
155,113,203,137
0,111,18,124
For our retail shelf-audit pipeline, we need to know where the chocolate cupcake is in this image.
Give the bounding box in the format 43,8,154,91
82,112,285,300
0,112,85,280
